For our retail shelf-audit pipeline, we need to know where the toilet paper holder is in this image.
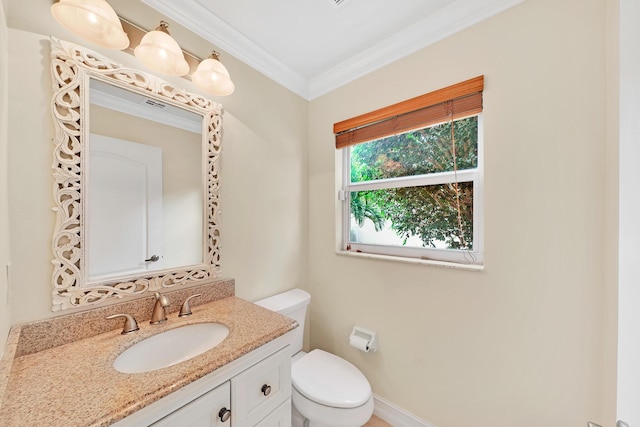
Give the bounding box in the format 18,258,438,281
349,326,378,352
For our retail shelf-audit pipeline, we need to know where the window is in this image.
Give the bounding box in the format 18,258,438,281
334,77,484,266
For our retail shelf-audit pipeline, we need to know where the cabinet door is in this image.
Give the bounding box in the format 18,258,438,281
253,399,291,427
151,381,231,427
231,346,291,427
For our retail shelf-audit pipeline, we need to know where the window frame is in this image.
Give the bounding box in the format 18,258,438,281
339,114,484,266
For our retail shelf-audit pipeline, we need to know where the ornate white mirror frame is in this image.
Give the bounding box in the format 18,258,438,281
50,38,222,311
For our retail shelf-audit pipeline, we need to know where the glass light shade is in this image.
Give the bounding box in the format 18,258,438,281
192,55,235,96
134,24,189,76
51,0,129,50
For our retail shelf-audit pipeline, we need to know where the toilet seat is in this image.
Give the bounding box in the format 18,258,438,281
292,349,371,408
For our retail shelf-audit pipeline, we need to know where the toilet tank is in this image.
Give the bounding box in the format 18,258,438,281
254,288,310,355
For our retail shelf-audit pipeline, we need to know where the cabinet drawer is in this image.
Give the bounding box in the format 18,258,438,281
254,399,291,427
231,345,291,427
151,381,231,427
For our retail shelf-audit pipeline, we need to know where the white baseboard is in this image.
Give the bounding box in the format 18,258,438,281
373,394,437,427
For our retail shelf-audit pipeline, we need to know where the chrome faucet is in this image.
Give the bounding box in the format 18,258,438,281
150,292,170,324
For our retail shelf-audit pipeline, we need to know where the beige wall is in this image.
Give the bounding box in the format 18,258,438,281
0,0,11,352
308,0,612,425
5,0,309,323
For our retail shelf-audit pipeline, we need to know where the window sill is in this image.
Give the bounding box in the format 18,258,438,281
336,250,484,271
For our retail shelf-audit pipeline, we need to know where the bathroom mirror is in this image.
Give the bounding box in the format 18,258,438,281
50,38,222,311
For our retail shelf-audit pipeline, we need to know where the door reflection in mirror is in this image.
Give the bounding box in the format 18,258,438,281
88,135,164,281
87,79,204,285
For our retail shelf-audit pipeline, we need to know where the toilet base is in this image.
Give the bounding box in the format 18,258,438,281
293,410,370,427
307,421,367,427
294,417,370,427
292,404,305,427
292,387,374,427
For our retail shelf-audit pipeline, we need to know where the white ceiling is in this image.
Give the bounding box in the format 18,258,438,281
141,0,525,100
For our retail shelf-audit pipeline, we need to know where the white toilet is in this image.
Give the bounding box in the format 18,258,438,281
255,289,374,427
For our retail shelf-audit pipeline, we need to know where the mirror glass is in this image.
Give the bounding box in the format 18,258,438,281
88,80,203,283
50,38,222,311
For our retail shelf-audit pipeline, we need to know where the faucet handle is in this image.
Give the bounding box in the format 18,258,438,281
154,292,170,307
106,313,139,334
150,292,170,325
179,293,202,317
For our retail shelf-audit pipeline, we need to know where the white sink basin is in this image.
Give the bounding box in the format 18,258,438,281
113,323,230,374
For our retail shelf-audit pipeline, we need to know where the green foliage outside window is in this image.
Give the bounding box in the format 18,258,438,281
350,116,478,250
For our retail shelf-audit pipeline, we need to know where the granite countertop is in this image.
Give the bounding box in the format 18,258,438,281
0,283,296,427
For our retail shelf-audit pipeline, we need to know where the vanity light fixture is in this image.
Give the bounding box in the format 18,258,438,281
50,1,235,95
133,21,190,77
192,51,235,96
50,0,129,49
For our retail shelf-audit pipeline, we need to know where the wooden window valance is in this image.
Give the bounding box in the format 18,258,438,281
334,75,484,149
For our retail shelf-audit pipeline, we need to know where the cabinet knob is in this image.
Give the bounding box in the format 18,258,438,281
218,407,231,422
261,384,272,396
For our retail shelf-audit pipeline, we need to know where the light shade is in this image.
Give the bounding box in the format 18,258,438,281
50,0,129,50
192,52,235,96
134,21,189,76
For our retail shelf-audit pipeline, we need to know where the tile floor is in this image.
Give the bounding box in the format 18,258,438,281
364,415,393,427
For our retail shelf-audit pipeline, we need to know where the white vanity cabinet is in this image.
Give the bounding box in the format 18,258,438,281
151,381,231,427
252,401,291,427
112,334,292,427
231,343,291,426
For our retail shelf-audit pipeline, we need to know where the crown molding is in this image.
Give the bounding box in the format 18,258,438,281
140,0,310,98
142,0,525,101
308,0,526,99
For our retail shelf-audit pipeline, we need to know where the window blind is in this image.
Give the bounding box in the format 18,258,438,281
334,76,484,149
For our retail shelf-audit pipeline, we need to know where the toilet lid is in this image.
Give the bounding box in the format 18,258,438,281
292,349,371,408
